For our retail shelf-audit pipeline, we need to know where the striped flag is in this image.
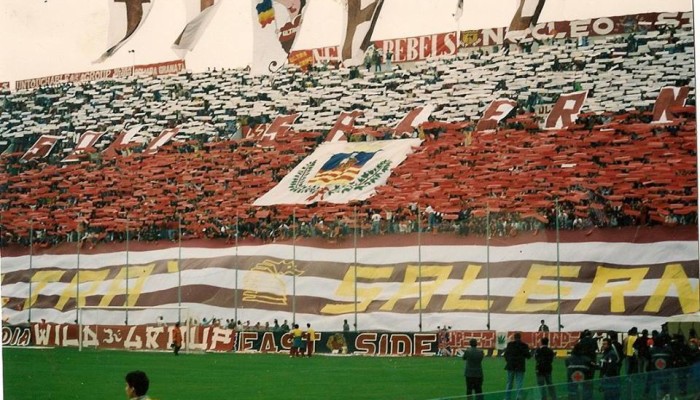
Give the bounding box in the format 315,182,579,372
340,0,384,67
255,0,275,27
307,151,377,186
96,0,155,63
251,0,288,75
505,0,546,43
172,0,221,57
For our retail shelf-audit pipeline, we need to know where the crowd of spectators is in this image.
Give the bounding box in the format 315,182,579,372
0,27,696,248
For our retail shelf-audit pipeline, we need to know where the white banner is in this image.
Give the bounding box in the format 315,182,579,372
251,0,288,75
253,138,421,205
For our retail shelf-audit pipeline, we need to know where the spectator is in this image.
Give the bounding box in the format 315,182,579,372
171,322,183,356
534,337,556,400
462,338,484,400
633,329,650,373
624,327,638,374
124,370,150,400
599,338,621,400
577,329,598,380
305,323,316,357
566,343,594,400
503,332,531,400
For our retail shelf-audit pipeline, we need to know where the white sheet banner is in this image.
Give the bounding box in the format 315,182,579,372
254,138,421,205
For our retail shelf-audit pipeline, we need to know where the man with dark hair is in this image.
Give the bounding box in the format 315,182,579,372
623,327,638,374
504,332,531,400
462,338,484,400
634,329,651,373
577,329,597,380
599,338,621,400
290,323,302,357
125,370,150,399
534,337,556,400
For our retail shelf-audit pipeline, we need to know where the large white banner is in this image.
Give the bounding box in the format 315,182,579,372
253,139,422,205
2,239,698,332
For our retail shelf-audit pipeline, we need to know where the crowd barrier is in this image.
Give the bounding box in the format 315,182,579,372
438,365,700,400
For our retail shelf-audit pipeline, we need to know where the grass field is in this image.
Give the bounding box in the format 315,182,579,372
3,347,571,400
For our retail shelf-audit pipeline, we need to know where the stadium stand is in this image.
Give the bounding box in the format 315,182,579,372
0,27,696,248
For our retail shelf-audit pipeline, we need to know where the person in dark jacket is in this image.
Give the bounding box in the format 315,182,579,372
462,338,484,400
577,329,598,380
534,337,556,400
649,336,672,399
566,343,594,400
633,329,651,373
504,332,531,400
599,338,621,400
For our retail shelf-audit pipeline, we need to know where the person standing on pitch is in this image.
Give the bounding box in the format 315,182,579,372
171,322,182,356
305,323,316,357
504,332,531,400
599,338,621,400
290,323,303,357
534,337,556,400
462,338,484,400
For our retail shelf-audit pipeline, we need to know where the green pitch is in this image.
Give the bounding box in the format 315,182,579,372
3,347,568,400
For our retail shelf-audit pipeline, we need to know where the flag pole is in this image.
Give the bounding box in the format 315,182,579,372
555,198,562,332
292,208,297,324
28,220,33,323
486,208,491,330
125,215,130,325
177,215,182,323
76,215,82,349
417,204,423,333
353,205,358,332
234,214,239,326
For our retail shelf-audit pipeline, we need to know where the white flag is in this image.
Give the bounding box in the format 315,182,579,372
454,0,464,21
340,0,384,67
251,0,289,75
96,0,155,63
172,0,222,58
254,139,421,205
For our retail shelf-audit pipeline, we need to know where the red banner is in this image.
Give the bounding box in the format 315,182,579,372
20,324,590,353
14,60,186,91
133,60,186,77
461,11,693,48
21,135,61,162
513,331,582,350
31,323,236,352
375,32,458,63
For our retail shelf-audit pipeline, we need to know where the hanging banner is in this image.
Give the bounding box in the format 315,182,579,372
253,139,422,205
